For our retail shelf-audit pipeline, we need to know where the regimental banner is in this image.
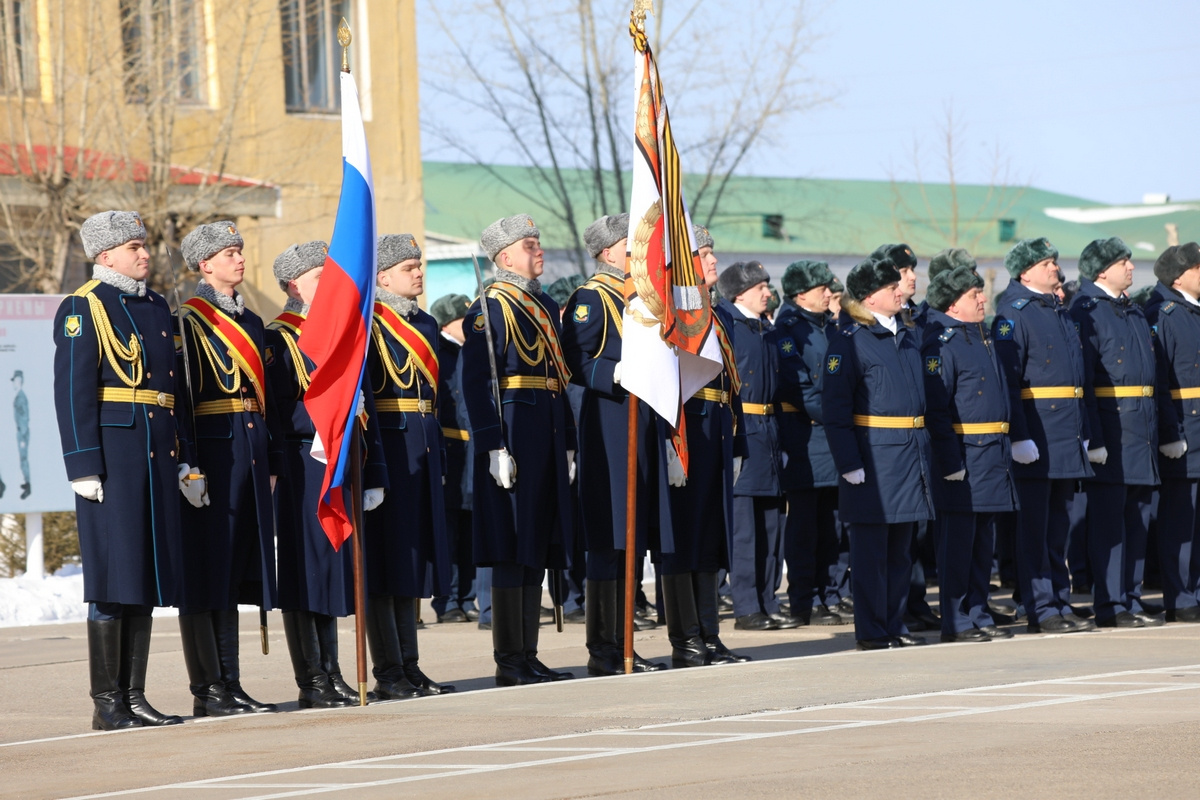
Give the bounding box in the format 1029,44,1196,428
620,15,723,432
0,295,74,514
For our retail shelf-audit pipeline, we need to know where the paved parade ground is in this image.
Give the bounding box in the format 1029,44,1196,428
4,599,1200,799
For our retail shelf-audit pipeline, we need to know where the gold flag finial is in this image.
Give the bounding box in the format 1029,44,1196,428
630,1,652,51
338,18,352,73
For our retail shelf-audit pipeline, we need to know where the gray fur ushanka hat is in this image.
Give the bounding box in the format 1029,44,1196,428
377,234,422,271
272,240,327,291
481,214,540,261
182,220,244,271
80,211,147,260
583,214,630,258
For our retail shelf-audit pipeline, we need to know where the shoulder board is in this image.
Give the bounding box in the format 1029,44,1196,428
840,322,861,337
1160,301,1177,315
1010,298,1029,310
72,279,101,297
1077,297,1096,310
938,327,956,343
782,315,799,327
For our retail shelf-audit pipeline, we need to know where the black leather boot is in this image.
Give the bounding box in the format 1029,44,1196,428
179,612,251,717
214,609,277,713
616,575,667,672
120,615,182,725
662,573,712,668
493,586,545,686
696,571,750,663
88,619,140,730
585,579,623,676
365,596,422,700
398,596,456,694
283,611,353,709
523,584,573,680
316,613,360,704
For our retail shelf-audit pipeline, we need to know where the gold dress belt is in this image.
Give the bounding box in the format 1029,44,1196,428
741,402,774,416
693,387,730,404
952,422,1009,435
1020,386,1083,400
499,376,560,392
99,387,174,409
1094,386,1153,398
376,398,432,414
853,414,924,429
195,397,259,415
1171,387,1200,400
442,427,470,441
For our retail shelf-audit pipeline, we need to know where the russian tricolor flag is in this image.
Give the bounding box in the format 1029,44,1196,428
299,71,376,550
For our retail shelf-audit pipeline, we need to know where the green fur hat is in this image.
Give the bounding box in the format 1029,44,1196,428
430,293,471,328
1004,237,1059,279
928,248,977,280
546,274,587,306
870,243,917,270
846,258,901,301
1078,237,1131,282
926,265,985,312
781,259,835,297
1154,243,1200,286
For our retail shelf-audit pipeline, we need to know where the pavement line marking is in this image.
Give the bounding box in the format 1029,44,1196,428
59,664,1200,800
854,705,977,710
471,746,628,752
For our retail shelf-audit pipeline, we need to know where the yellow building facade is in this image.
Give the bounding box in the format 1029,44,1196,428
0,0,423,312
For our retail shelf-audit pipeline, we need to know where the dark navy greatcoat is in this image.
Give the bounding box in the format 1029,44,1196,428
1069,280,1160,485
461,281,576,570
364,305,451,598
437,334,471,513
774,303,837,491
177,297,281,611
992,282,1093,481
561,271,673,556
266,315,388,617
667,303,747,572
53,278,183,607
920,309,1019,513
822,310,934,524
722,300,784,497
1147,284,1200,480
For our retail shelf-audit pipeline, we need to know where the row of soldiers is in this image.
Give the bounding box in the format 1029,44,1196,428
52,207,1200,731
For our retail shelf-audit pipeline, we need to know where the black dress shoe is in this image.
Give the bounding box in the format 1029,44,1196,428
464,607,480,622
856,637,898,651
894,633,926,646
1068,604,1094,620
810,606,845,626
1138,600,1165,616
1133,612,1165,627
718,596,735,613
1028,615,1076,633
477,620,492,631
768,612,803,629
1062,613,1096,632
914,610,941,629
834,598,854,615
940,628,990,643
563,608,586,624
734,613,778,631
1097,611,1144,628
704,637,751,663
1166,606,1200,623
978,625,1014,640
437,608,469,624
633,614,658,631
632,653,668,672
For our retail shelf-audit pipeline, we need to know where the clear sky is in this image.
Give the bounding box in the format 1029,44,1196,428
417,1,1199,205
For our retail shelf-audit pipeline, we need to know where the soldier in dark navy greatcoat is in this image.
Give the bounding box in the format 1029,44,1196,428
776,260,846,627
823,258,935,650
462,215,577,686
921,266,1019,643
1069,237,1164,628
53,211,185,730
1145,243,1200,622
992,237,1096,635
363,234,455,698
562,214,673,673
176,221,283,717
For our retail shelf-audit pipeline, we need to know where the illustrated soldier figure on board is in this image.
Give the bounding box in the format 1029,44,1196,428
53,211,185,730
462,215,577,686
176,221,282,716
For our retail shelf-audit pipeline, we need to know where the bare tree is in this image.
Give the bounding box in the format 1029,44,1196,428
421,0,828,271
0,0,278,295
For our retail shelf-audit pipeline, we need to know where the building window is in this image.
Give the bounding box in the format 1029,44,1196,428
0,0,38,94
280,0,350,114
120,0,207,105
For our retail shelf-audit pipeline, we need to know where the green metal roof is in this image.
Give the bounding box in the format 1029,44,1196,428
422,160,1200,262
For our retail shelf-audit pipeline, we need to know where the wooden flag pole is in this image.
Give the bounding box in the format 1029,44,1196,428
349,428,369,705
623,394,639,674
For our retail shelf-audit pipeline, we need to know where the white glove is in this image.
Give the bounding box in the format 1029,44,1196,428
567,450,576,485
489,448,517,489
1011,439,1040,464
732,456,743,485
666,443,686,487
944,469,967,481
363,487,385,512
72,476,103,502
177,464,209,508
842,468,865,485
1088,446,1109,465
612,362,622,386
1160,440,1188,459
355,390,366,416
